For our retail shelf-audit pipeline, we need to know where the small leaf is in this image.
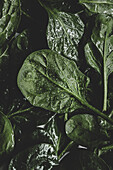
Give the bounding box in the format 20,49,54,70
65,114,101,147
0,112,14,155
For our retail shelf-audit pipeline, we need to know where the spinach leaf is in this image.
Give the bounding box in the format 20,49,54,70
17,49,113,124
65,114,107,148
79,0,113,15
0,0,21,47
44,115,70,158
17,49,89,113
47,10,84,61
1,0,113,169
84,14,113,111
8,143,58,170
0,112,14,155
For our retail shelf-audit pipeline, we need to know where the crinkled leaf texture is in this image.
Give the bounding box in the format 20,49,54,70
79,0,113,15
47,10,84,61
0,112,14,155
17,49,90,113
0,0,21,47
8,143,58,170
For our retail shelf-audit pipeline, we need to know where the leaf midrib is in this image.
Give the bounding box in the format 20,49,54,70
30,58,113,125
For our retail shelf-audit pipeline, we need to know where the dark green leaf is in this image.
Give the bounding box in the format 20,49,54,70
65,114,102,147
8,143,58,170
0,0,21,47
17,49,90,113
9,29,31,79
79,0,113,14
54,149,110,170
84,14,113,111
38,0,82,13
0,112,14,155
44,115,70,157
47,10,84,61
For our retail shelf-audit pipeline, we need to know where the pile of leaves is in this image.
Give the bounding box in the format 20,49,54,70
1,0,113,169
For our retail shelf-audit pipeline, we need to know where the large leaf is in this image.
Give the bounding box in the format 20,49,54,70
0,0,21,47
0,112,14,155
47,10,84,62
17,49,90,113
8,143,58,170
79,0,113,15
84,14,113,111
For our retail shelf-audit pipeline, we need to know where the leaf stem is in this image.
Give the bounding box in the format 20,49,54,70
7,107,33,118
99,144,113,156
103,32,108,112
58,141,74,160
31,58,113,125
84,101,113,125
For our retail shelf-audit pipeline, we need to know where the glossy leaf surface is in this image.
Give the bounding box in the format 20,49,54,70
8,143,58,170
17,49,90,113
47,10,84,61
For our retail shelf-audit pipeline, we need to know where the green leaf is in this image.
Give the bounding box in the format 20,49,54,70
17,49,113,124
44,115,70,157
65,114,102,147
17,49,90,113
0,0,21,47
79,0,113,14
0,112,14,155
47,10,84,61
84,14,113,111
8,143,58,170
